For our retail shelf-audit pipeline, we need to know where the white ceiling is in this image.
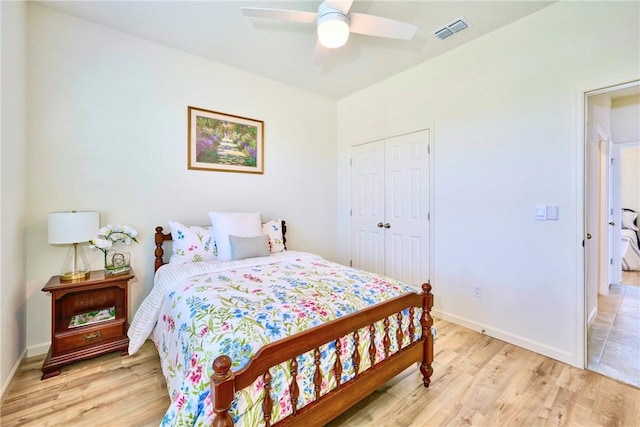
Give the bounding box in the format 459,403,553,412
37,1,556,99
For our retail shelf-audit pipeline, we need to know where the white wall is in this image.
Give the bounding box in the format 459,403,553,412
612,94,640,212
611,94,640,143
25,5,337,354
337,1,640,365
15,0,640,371
621,146,640,212
1,0,28,397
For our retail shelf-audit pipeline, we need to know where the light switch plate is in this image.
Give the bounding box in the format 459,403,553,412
535,205,547,221
547,205,559,220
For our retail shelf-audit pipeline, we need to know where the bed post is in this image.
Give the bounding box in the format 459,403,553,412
154,226,166,272
419,282,434,388
211,356,235,427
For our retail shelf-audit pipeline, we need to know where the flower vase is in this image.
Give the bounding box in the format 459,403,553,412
104,242,131,276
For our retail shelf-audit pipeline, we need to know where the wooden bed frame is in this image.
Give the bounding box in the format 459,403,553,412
154,224,434,427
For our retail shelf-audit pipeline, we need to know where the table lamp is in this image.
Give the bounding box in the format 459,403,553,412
48,210,99,281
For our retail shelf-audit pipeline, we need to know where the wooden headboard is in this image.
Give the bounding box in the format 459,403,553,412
154,221,287,272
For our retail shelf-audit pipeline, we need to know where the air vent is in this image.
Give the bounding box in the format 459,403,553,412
434,27,454,40
433,16,470,40
449,19,468,33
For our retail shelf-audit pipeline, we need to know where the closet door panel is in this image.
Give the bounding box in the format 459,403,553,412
352,229,385,275
384,131,430,286
351,140,386,275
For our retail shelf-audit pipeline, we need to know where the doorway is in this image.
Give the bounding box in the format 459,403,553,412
584,80,640,387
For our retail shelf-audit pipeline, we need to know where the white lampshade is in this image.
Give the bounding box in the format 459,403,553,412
48,210,99,281
317,13,350,49
48,211,99,244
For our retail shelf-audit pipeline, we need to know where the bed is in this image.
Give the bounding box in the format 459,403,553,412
127,217,434,426
621,208,640,271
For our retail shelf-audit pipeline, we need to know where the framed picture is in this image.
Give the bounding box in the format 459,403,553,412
188,106,264,174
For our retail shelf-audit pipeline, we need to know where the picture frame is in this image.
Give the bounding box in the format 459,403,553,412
188,106,264,174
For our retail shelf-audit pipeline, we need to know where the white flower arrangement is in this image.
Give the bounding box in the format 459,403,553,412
90,224,139,251
90,225,139,275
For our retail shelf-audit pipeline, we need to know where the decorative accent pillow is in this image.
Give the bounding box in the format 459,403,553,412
168,221,216,264
229,234,270,260
262,219,286,253
209,212,262,261
622,209,639,231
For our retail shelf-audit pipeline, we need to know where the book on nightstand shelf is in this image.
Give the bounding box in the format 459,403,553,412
68,306,115,328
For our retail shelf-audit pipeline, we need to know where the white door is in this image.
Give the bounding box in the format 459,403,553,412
609,143,622,286
350,130,430,287
351,140,386,275
384,131,430,286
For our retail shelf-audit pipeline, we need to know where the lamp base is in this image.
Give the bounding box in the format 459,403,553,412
59,243,92,282
60,270,91,282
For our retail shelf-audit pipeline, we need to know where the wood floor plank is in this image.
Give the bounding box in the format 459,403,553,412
2,319,639,427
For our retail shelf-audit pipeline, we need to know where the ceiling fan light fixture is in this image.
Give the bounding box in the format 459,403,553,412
317,12,350,48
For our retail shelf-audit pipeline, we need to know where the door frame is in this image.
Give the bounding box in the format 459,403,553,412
609,141,622,287
577,77,640,369
596,124,611,297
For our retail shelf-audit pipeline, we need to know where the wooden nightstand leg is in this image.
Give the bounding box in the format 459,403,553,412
41,369,61,380
41,347,61,380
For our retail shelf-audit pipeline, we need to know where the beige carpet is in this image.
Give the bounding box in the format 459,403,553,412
621,270,640,287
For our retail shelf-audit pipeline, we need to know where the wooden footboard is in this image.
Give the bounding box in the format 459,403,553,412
211,283,434,427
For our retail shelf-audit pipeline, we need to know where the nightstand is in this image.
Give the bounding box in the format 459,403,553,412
41,270,135,379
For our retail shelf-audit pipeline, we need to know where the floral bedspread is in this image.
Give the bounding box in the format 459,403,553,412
129,251,423,426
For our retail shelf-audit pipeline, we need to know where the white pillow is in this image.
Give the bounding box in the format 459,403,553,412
262,219,286,253
622,209,639,231
168,221,216,264
209,212,262,261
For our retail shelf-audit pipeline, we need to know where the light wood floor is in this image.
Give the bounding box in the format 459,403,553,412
2,319,639,427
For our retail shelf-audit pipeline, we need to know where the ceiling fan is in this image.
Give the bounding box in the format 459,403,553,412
241,0,417,53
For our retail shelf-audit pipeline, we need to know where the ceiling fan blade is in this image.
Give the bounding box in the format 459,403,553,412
324,0,354,14
349,13,417,40
313,40,330,65
241,7,317,24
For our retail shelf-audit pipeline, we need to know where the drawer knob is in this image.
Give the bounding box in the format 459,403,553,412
82,331,102,341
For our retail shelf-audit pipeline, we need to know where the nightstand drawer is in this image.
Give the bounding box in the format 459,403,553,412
55,321,125,353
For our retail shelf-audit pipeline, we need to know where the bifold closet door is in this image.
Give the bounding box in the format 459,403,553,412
350,130,430,286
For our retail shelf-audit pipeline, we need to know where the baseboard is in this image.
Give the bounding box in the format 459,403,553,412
588,305,598,325
432,308,576,367
27,342,50,358
0,347,27,405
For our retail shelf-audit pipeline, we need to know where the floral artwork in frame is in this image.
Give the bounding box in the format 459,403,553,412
188,106,264,174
